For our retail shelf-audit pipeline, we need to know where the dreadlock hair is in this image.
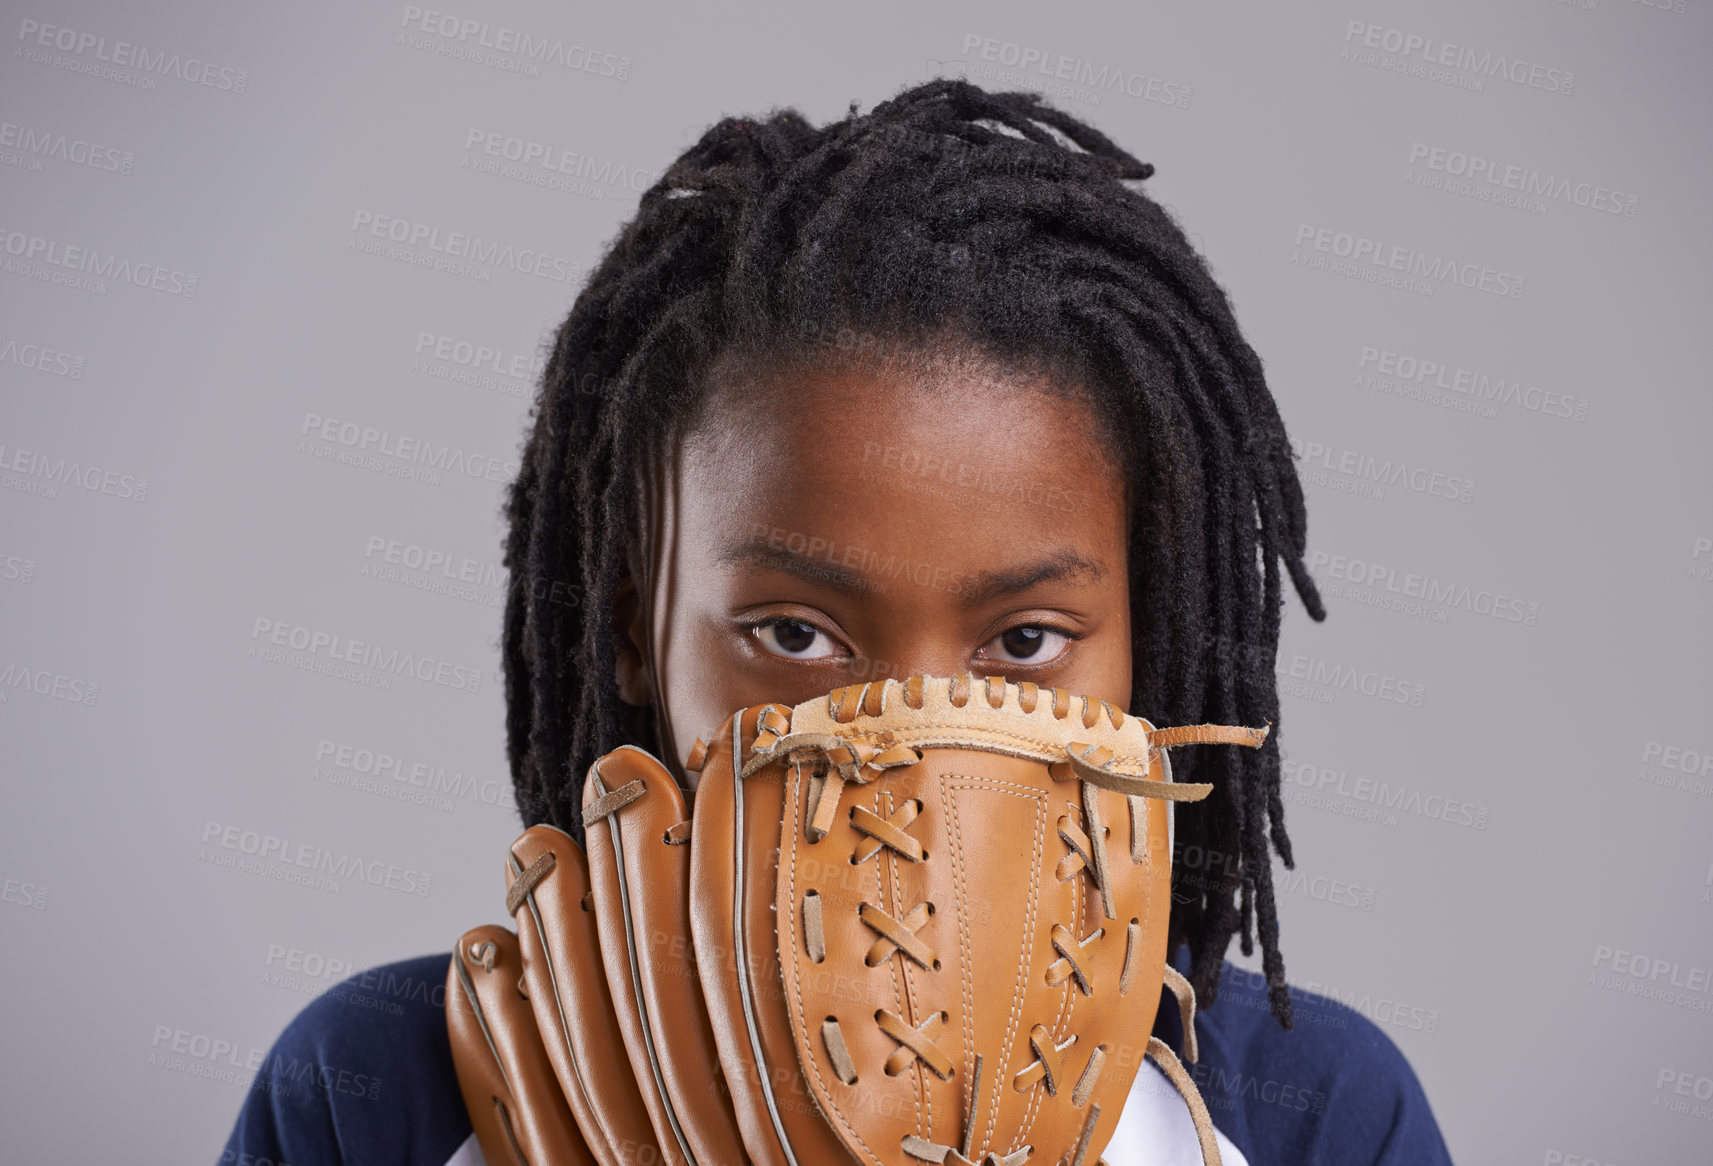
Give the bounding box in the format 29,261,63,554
501,77,1326,1028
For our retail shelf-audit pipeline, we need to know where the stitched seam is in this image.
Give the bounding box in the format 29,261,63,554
1137,792,1154,1000
783,757,878,1162
1015,797,1090,1154
960,778,1043,1152
944,776,1053,797
943,777,976,1151
1075,800,1091,941
1017,926,1076,1152
888,787,928,1137
812,728,1151,771
879,786,920,1138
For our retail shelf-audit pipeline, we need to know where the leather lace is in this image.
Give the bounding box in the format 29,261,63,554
739,677,1248,1166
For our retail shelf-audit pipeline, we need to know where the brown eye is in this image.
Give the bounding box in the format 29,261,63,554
978,625,1072,666
773,620,817,653
755,618,838,660
1002,627,1046,658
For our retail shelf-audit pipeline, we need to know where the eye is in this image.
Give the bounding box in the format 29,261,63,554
978,625,1073,666
753,617,841,661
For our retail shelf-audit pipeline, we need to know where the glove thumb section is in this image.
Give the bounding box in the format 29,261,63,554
583,745,749,1166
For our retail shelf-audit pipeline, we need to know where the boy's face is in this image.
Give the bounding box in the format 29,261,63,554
616,357,1133,783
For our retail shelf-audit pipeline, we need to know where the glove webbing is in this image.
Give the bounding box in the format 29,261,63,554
752,719,1248,1166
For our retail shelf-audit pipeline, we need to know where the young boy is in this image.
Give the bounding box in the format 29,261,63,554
222,78,1452,1165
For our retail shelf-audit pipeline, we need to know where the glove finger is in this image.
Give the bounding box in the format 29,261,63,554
583,744,748,1166
506,824,664,1166
446,925,597,1166
691,707,858,1166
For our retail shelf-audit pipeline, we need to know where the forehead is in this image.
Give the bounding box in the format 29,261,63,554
672,359,1127,579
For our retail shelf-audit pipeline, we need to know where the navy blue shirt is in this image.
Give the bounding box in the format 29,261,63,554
221,951,1452,1165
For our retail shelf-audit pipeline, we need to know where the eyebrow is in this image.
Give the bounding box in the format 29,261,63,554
959,551,1106,607
716,538,1105,607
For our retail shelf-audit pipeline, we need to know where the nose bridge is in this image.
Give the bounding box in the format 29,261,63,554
836,575,978,685
850,639,985,688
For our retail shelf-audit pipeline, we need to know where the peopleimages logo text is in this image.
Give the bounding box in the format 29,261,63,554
350,211,580,283
300,412,519,483
16,18,250,92
0,226,199,296
249,617,483,693
1358,347,1588,422
199,820,431,897
956,33,1191,107
1294,224,1523,299
0,119,134,174
1342,21,1574,94
397,6,630,79
1408,143,1636,217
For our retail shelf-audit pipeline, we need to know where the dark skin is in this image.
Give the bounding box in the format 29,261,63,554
612,355,1134,787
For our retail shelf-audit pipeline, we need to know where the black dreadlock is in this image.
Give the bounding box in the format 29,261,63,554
500,78,1326,1027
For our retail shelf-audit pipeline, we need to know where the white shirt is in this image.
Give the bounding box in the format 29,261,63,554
1108,1057,1248,1165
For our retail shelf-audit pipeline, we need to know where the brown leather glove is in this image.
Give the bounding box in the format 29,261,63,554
447,673,1266,1166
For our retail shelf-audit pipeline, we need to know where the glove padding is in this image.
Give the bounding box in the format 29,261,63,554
447,673,1267,1166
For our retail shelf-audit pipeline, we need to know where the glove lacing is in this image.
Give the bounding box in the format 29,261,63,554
727,675,1246,1166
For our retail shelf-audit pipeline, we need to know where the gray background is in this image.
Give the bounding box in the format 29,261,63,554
2,1,1710,1162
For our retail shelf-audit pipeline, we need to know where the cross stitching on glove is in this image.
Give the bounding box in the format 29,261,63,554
447,673,1269,1166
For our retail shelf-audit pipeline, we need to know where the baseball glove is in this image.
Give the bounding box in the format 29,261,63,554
447,673,1268,1166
